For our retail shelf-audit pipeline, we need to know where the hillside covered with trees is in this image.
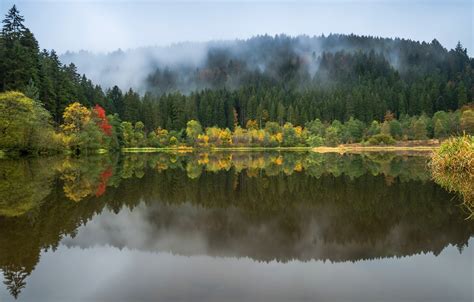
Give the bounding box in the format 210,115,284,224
0,5,473,154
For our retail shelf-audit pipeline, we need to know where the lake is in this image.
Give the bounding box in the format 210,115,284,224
0,152,473,302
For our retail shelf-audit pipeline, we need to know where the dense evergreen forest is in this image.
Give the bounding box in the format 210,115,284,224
0,5,473,153
63,31,474,130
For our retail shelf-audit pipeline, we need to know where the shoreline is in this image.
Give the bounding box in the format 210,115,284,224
0,141,443,156
121,146,313,153
122,144,439,154
312,145,438,154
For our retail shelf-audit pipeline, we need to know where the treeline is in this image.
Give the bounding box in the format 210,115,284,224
72,44,473,131
121,108,474,148
133,44,473,130
0,6,110,123
1,5,473,154
1,91,474,154
63,30,474,130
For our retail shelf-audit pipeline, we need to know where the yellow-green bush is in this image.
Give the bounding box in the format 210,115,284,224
367,134,396,145
0,91,59,153
431,135,474,216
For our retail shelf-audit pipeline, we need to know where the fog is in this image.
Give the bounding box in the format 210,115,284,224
60,42,211,93
60,34,439,94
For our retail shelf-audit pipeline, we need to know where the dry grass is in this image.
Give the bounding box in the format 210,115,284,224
122,146,312,153
313,145,437,154
430,135,474,218
122,146,194,153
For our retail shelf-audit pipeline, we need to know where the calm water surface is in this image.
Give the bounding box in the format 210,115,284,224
0,152,473,301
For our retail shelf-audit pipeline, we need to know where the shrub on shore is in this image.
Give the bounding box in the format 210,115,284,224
366,134,396,146
431,135,474,217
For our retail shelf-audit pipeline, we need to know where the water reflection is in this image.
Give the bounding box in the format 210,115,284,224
0,152,473,300
3,242,473,302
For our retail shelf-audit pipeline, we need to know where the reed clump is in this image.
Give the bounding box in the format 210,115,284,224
431,135,474,217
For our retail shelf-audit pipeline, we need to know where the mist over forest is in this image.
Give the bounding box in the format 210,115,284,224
60,34,469,95
55,33,472,131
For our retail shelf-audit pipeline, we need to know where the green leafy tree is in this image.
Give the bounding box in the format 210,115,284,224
389,120,403,139
412,117,428,140
344,117,365,143
282,122,299,146
433,111,449,138
186,120,203,145
134,121,146,147
460,110,474,134
366,121,381,137
121,122,135,147
307,135,324,147
305,118,325,137
264,121,281,135
325,126,341,146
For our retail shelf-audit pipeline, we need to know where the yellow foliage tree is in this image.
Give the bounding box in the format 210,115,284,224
219,129,232,146
61,102,91,134
246,119,258,130
197,134,209,147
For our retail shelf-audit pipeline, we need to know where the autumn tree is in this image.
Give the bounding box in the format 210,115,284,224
0,91,58,152
61,102,91,134
94,104,112,136
61,102,105,152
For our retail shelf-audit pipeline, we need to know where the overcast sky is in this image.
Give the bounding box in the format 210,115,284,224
1,0,472,54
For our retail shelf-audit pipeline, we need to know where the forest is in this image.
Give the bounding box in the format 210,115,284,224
0,5,473,154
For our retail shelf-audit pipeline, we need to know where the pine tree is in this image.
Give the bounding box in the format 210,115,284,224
0,5,40,91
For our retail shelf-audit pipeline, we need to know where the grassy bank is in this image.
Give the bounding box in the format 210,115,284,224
313,140,440,154
430,135,474,218
313,146,438,154
122,146,312,153
122,147,194,153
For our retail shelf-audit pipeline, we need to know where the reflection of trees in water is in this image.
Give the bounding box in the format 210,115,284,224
118,152,431,183
0,152,471,299
57,156,118,202
0,158,59,217
2,265,28,299
127,170,471,261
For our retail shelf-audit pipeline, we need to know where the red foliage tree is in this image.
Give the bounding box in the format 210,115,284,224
94,105,112,136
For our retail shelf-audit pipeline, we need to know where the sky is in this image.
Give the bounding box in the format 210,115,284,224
0,0,472,55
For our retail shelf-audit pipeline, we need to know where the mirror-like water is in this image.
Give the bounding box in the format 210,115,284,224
0,152,472,301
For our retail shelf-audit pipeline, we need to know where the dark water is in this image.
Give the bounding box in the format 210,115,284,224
0,152,472,302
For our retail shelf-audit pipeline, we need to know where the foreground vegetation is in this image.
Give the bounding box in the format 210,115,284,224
431,135,474,217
